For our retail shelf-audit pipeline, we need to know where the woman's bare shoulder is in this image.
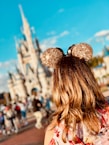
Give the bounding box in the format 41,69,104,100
44,122,56,145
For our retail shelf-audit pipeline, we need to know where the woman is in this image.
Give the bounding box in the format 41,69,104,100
41,43,109,145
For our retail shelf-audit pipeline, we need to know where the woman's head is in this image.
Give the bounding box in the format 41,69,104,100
41,43,105,139
31,88,38,96
41,43,104,112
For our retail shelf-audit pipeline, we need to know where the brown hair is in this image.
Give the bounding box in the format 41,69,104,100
51,55,105,142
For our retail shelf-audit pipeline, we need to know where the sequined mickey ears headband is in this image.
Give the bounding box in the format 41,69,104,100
40,43,93,68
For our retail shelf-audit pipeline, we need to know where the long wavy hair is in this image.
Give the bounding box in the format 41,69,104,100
51,55,105,142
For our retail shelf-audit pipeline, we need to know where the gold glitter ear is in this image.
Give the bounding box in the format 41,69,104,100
71,43,93,61
40,48,64,68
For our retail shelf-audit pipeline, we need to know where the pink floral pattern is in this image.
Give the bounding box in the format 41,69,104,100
49,107,109,145
49,138,56,145
54,128,60,137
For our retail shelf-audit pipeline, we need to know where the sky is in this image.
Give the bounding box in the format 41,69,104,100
0,0,109,92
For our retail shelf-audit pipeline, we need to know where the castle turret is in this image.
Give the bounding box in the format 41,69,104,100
19,5,38,73
7,72,16,101
19,5,31,41
14,36,20,53
14,72,27,101
17,50,25,74
35,38,42,54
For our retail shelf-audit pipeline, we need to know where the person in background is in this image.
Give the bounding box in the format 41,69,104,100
18,100,28,126
38,91,44,104
31,88,43,129
27,95,33,113
5,104,18,133
0,111,6,135
14,102,21,121
41,43,109,145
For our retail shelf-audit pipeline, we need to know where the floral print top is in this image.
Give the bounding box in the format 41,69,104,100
49,106,109,145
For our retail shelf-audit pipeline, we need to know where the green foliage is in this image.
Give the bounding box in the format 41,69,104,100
88,56,104,68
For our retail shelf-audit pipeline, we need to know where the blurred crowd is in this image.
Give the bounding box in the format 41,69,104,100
0,89,54,136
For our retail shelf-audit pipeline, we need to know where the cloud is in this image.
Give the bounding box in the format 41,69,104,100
95,37,104,43
87,30,109,44
97,51,103,56
46,31,56,36
58,8,64,13
0,59,17,71
86,30,109,55
40,30,69,50
87,37,94,43
0,73,9,93
87,36,106,48
40,37,57,50
93,30,109,45
60,31,69,37
0,59,17,93
106,35,109,40
94,30,109,37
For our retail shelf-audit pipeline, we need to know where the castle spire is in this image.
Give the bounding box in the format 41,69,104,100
35,38,42,54
19,4,30,36
8,72,13,80
19,5,27,27
14,36,20,53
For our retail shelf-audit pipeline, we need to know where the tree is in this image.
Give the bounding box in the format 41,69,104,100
88,56,104,68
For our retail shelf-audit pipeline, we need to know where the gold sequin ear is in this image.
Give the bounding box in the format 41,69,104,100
71,43,93,61
40,48,64,68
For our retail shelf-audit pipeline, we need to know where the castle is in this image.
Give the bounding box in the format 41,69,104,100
7,6,52,102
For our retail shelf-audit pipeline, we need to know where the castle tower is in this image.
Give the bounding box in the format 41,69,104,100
7,70,27,102
7,5,52,102
7,73,17,102
14,68,27,101
19,5,38,73
18,5,42,93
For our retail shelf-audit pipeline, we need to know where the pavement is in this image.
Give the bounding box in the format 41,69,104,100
0,113,47,145
0,127,45,145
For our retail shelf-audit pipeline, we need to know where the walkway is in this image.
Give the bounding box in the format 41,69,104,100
0,113,47,145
